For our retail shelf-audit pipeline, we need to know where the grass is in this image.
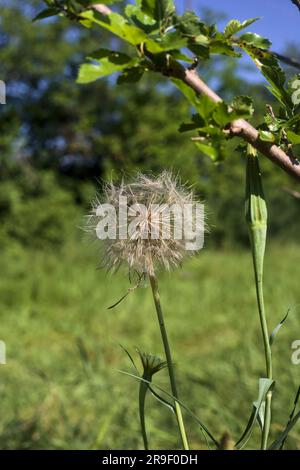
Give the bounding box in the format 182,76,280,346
0,238,299,449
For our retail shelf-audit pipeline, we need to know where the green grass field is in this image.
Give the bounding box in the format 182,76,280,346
0,239,299,449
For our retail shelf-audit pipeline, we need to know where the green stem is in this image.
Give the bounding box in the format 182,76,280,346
246,148,272,450
252,254,272,450
149,272,189,450
139,377,149,450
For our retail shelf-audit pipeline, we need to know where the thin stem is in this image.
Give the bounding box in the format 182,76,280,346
253,259,273,450
149,272,189,450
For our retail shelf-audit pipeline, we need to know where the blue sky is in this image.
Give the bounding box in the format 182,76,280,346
176,0,300,53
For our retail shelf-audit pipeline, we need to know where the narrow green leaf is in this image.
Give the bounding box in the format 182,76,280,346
119,370,219,448
269,410,300,450
235,378,274,449
269,309,290,347
279,386,300,449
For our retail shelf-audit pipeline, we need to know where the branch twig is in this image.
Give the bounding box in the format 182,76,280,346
93,4,300,181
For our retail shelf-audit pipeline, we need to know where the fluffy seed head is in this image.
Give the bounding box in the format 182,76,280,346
86,172,205,274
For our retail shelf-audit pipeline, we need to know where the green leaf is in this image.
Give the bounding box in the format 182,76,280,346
212,101,234,127
196,94,216,122
170,50,194,63
259,130,276,142
125,3,156,29
176,11,208,37
77,50,138,83
81,10,148,46
171,78,199,108
88,49,135,65
224,18,260,38
209,39,242,58
141,0,175,22
195,142,218,160
157,31,188,51
235,378,275,449
231,95,254,117
117,67,145,84
286,130,300,145
33,7,58,22
239,32,271,50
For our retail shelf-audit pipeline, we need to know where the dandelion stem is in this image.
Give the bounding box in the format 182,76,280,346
149,272,189,450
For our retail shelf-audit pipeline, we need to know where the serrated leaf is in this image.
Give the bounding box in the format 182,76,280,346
176,11,207,37
231,95,254,116
239,32,271,50
224,18,259,38
125,3,156,28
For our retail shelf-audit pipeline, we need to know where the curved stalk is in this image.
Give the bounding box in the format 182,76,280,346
148,272,189,450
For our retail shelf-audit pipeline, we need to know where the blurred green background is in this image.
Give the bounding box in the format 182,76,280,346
0,0,299,449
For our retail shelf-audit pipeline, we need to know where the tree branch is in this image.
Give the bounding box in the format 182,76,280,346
93,4,300,181
273,52,300,71
170,66,300,179
291,0,300,12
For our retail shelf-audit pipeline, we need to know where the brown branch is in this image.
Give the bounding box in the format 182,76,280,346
273,52,300,71
172,67,300,179
282,186,300,198
93,4,300,181
291,0,300,12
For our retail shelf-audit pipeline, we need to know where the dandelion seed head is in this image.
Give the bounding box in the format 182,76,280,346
86,172,206,274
